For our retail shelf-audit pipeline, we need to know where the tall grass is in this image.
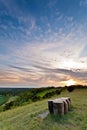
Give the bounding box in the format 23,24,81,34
0,89,87,130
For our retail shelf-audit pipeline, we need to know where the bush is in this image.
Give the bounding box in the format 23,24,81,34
67,86,74,92
3,101,14,111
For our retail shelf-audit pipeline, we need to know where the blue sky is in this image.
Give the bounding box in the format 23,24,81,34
0,0,87,87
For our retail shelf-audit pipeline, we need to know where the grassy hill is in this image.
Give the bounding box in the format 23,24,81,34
0,89,87,130
0,87,62,111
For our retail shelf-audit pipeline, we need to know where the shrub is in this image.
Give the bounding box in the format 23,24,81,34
67,85,74,92
3,101,14,111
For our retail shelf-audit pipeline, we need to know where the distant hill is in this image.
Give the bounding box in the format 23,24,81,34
0,88,32,95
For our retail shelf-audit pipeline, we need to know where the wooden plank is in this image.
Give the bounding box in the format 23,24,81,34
63,100,68,114
48,100,54,114
66,99,71,111
60,97,71,111
53,100,64,116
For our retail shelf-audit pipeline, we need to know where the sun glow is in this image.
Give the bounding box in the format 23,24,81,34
66,79,76,86
56,59,86,70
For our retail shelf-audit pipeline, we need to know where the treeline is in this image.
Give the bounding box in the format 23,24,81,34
0,87,62,111
0,88,31,96
66,85,87,92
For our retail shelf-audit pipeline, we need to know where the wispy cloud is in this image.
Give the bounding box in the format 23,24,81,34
80,0,87,6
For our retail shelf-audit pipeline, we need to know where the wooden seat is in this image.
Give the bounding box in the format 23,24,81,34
48,97,71,116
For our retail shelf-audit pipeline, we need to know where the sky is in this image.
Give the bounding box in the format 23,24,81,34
0,0,87,87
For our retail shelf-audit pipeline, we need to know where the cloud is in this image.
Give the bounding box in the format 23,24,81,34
12,24,87,70
80,0,87,6
32,64,87,78
9,65,34,73
0,20,86,86
0,69,21,85
0,0,36,42
1,63,87,87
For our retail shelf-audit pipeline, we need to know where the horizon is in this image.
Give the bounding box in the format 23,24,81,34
0,0,87,88
0,84,87,89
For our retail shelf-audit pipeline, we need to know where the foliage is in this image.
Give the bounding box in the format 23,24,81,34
0,95,8,105
0,87,62,111
66,85,75,92
66,84,87,92
0,88,30,96
3,101,14,111
13,87,62,107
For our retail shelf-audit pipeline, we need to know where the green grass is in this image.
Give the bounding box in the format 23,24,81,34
37,88,59,97
0,95,7,105
0,89,87,130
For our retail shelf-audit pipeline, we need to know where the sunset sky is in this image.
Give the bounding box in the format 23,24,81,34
0,0,87,87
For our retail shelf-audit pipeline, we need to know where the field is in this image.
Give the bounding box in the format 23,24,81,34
0,89,87,130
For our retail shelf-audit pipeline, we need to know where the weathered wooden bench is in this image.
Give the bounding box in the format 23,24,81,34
48,97,71,116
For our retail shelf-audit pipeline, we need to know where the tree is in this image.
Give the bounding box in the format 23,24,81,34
67,85,74,92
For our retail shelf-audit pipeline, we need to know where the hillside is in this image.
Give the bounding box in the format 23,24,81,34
0,87,62,111
0,89,87,130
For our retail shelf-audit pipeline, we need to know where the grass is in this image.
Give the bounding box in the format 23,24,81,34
0,89,87,130
37,88,59,97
